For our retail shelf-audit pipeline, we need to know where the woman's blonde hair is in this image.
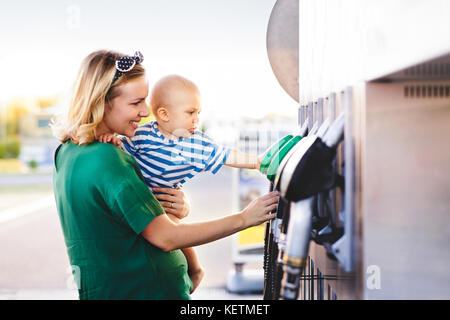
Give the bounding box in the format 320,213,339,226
52,50,145,145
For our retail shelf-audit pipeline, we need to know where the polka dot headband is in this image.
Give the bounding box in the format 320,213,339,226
111,51,144,84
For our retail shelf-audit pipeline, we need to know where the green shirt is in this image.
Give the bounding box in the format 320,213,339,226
53,141,193,300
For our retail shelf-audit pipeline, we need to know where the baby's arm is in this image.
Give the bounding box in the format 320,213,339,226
224,149,264,170
166,214,204,293
152,187,204,293
98,133,123,147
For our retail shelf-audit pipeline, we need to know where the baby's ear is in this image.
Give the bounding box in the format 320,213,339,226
157,107,170,122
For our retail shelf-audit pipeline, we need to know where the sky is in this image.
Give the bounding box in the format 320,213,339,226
0,0,298,120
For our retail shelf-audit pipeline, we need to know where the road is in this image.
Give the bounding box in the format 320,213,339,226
0,167,264,299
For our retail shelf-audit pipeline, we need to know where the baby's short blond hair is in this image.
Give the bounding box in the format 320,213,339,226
150,74,200,115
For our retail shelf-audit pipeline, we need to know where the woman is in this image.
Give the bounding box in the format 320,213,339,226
52,50,278,300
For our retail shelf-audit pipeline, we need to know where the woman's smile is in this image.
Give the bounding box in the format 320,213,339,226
130,120,140,130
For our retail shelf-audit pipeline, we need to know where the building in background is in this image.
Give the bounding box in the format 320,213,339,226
19,105,60,168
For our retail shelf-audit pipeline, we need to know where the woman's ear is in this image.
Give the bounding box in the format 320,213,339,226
157,107,170,122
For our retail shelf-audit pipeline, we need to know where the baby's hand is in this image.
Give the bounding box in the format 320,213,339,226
256,148,270,170
98,133,122,147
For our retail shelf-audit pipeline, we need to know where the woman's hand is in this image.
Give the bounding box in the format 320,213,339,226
240,191,279,228
152,187,191,220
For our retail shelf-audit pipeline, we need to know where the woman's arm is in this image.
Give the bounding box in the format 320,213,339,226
141,191,278,252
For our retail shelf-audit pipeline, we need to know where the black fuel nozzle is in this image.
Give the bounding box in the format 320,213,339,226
311,193,330,232
311,191,334,243
275,113,345,202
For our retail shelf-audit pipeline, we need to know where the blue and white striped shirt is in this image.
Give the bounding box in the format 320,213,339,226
121,121,231,189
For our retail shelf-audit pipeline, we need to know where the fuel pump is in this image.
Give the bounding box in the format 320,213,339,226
273,118,331,298
277,113,345,201
260,116,328,300
260,135,293,299
275,113,345,300
264,118,327,300
309,118,344,252
279,198,313,300
259,135,293,176
262,119,325,300
260,121,308,300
